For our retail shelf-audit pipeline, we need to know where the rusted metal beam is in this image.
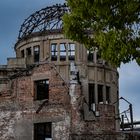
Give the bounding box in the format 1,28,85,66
18,4,69,40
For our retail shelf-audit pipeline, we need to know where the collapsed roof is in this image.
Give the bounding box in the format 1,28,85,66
18,4,69,40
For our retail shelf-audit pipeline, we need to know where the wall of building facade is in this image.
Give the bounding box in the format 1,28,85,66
0,63,71,140
0,32,122,140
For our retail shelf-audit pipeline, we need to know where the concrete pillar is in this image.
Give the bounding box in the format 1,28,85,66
94,48,98,63
44,40,50,60
57,43,60,63
103,85,106,104
94,67,98,104
66,43,68,62
40,40,44,61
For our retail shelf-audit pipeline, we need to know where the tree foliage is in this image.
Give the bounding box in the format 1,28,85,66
63,0,140,67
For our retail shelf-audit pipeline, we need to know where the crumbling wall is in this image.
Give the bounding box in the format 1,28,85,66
0,63,71,140
0,99,21,140
69,81,117,140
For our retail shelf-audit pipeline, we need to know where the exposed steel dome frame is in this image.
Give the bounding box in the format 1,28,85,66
18,4,69,40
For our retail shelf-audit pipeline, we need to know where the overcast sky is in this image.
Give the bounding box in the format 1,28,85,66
0,0,140,121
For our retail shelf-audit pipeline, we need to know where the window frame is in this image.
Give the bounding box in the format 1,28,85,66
87,50,94,62
68,43,75,61
34,79,49,101
60,43,67,61
34,122,52,140
98,84,103,104
88,83,95,111
26,47,32,56
34,45,40,62
51,43,58,61
21,50,25,58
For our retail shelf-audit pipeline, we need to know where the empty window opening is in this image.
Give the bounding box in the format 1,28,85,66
26,47,32,56
51,43,57,61
106,86,110,104
89,83,95,111
35,79,49,100
21,50,25,58
98,85,103,104
34,122,52,140
68,43,75,60
60,43,66,61
97,50,101,60
34,45,40,62
87,50,94,62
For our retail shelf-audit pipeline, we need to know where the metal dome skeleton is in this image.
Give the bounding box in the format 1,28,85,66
18,4,69,40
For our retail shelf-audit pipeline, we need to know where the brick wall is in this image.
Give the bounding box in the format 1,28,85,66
0,63,71,140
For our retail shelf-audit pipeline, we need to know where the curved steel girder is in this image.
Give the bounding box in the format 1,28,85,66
18,4,69,40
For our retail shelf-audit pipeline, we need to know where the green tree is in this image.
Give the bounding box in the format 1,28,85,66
63,0,140,67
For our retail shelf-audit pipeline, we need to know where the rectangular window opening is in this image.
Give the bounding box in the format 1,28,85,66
51,43,57,61
89,83,95,111
106,86,110,104
26,47,32,56
97,50,101,60
34,122,52,140
21,50,25,58
98,85,103,104
35,79,49,100
87,50,94,62
34,45,40,62
68,43,75,61
60,43,66,61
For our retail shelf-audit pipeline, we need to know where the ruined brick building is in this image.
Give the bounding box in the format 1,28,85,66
0,4,124,140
